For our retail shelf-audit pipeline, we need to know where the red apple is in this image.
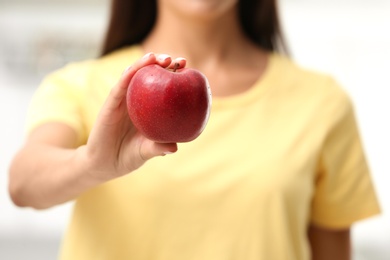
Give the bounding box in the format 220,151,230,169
126,64,212,143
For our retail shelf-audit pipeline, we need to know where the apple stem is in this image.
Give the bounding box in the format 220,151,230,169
173,62,179,72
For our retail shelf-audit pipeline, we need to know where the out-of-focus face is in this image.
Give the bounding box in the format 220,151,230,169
157,0,239,20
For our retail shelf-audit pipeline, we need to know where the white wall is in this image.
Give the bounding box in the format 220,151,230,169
0,1,108,258
1,0,389,259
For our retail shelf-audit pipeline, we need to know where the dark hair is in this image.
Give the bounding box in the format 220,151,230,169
101,0,288,56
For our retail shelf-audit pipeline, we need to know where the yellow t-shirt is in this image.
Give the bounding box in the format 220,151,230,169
27,46,380,260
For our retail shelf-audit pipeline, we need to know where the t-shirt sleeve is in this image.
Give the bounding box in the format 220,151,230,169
26,63,89,145
310,83,381,229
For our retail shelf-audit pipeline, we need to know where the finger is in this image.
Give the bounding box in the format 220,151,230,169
166,57,187,70
139,141,178,161
104,52,158,112
156,54,173,68
119,52,157,90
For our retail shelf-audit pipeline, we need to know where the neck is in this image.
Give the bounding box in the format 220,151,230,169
142,5,252,70
141,4,269,98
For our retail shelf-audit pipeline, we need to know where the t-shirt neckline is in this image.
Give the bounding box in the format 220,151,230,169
131,45,278,110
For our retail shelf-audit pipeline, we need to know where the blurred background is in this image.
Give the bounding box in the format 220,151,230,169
0,0,389,259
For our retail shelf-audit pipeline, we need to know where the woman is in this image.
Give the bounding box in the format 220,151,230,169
9,0,380,259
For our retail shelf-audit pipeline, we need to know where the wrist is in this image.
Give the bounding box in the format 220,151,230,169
74,145,112,187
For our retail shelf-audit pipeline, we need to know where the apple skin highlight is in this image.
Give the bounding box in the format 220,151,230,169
126,64,212,143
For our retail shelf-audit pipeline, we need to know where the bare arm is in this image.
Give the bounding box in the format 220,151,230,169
9,123,100,209
308,224,351,260
8,53,183,209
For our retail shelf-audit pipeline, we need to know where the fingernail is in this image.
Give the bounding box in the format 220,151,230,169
163,151,174,155
122,65,132,75
157,54,170,62
142,52,153,60
176,57,186,62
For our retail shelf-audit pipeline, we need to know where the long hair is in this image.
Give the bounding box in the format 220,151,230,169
101,0,288,56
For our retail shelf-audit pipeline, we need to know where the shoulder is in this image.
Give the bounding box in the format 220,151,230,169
94,45,143,75
269,53,353,114
43,45,143,89
270,53,344,95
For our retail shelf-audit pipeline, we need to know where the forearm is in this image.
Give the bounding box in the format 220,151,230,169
308,224,351,260
9,144,103,209
8,54,179,210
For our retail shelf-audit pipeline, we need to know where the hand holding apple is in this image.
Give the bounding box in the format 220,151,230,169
126,62,212,143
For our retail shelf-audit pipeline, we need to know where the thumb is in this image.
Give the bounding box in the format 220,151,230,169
139,141,178,161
